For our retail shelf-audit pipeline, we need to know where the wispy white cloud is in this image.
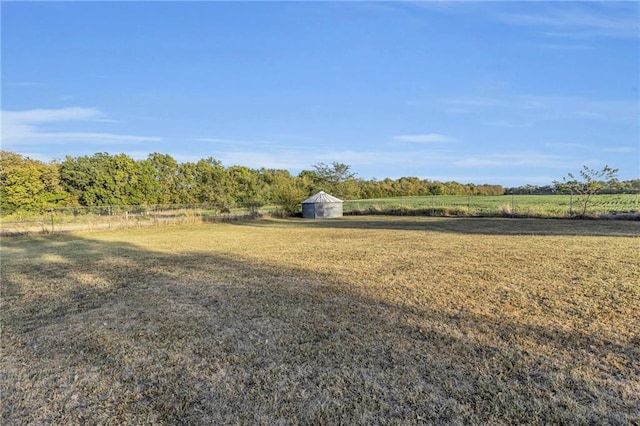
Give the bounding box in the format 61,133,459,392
544,142,590,150
440,94,638,123
195,137,247,145
195,137,296,152
522,43,594,51
442,98,500,107
393,133,455,143
3,107,102,123
23,132,161,143
484,120,532,128
5,82,44,87
195,137,286,147
440,97,502,113
130,142,605,186
211,146,455,171
410,2,638,39
496,5,640,39
454,152,579,169
602,146,636,153
1,107,161,145
518,96,639,122
217,150,381,170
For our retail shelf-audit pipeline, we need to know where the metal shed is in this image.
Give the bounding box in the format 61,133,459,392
301,191,343,219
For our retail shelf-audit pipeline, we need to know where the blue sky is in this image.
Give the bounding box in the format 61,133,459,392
2,1,638,186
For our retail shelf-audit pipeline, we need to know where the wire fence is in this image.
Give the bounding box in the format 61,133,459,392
1,194,638,236
0,203,263,235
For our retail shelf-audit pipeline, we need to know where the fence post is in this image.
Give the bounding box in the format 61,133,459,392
569,192,573,216
431,194,435,216
511,193,514,218
50,210,54,233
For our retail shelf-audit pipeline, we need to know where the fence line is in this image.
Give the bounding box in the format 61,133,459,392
1,194,638,235
1,203,261,235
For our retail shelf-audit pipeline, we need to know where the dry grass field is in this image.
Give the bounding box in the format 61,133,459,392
2,217,639,424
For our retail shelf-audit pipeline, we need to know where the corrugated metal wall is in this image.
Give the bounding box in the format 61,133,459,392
302,202,343,219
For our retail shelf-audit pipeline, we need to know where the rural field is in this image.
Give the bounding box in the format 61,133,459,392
1,217,639,424
1,193,638,236
344,193,640,218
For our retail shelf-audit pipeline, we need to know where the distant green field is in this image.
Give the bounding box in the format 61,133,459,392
344,194,640,217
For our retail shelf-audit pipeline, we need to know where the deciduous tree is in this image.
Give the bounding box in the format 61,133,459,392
0,151,70,212
554,165,619,216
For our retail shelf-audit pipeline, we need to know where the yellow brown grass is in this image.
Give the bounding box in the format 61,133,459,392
1,217,639,424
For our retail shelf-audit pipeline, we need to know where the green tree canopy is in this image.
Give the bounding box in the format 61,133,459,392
0,151,68,212
554,165,619,216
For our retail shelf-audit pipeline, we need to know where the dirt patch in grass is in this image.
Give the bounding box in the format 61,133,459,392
2,217,639,424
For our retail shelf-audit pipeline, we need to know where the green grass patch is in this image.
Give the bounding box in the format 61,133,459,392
344,194,640,218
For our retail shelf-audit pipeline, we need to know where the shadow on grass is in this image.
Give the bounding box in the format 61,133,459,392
239,216,640,238
1,234,638,424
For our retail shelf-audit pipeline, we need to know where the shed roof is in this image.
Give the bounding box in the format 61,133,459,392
301,191,343,204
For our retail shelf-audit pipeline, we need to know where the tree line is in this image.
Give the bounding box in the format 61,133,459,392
1,150,637,214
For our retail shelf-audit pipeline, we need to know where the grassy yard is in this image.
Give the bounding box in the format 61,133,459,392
1,217,639,424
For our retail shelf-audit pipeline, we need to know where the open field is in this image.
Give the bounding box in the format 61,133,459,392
2,217,639,424
344,193,640,217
